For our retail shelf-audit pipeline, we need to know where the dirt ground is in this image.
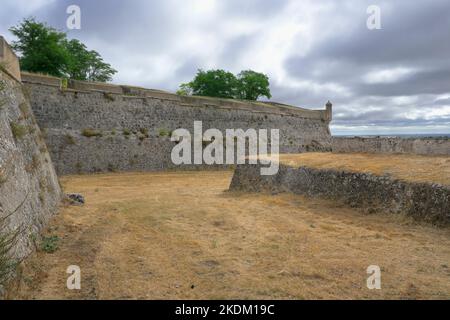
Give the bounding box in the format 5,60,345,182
277,153,450,185
8,171,450,300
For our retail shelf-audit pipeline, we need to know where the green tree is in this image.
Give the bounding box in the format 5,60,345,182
63,39,89,80
236,70,271,100
187,69,238,99
176,82,193,96
83,50,117,82
178,69,271,101
9,18,116,82
64,39,117,82
9,18,69,77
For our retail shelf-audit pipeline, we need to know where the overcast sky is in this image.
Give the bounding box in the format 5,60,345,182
1,0,449,135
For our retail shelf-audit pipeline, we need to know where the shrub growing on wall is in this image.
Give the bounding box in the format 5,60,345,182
81,128,102,138
10,122,28,140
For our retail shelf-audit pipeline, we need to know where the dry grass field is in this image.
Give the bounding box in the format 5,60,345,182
277,153,450,185
8,171,450,300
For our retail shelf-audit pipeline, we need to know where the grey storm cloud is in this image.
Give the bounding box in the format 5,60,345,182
356,68,450,97
435,98,450,106
1,0,449,134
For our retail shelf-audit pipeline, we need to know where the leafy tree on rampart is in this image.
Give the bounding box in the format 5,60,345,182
236,70,272,100
178,69,271,101
64,39,117,82
9,18,117,82
9,18,69,77
183,69,238,99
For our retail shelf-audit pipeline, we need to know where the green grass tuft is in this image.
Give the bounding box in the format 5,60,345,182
40,235,59,253
82,128,103,138
158,128,172,137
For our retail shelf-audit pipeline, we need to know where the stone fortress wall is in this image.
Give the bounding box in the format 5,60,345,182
22,72,333,175
332,136,450,155
0,38,62,294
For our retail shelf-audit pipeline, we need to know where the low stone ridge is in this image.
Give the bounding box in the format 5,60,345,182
22,72,333,175
229,162,450,225
0,68,63,290
332,136,450,155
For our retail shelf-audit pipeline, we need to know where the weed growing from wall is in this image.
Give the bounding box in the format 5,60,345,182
158,128,172,137
0,195,27,287
103,92,115,102
81,128,102,138
0,80,7,110
137,128,149,141
61,78,68,90
10,122,28,140
139,128,149,137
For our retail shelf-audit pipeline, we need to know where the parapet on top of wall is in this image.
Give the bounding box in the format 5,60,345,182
21,71,61,87
20,72,332,121
0,36,21,82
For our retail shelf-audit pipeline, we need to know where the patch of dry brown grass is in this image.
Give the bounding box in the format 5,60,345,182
277,153,450,185
9,171,450,300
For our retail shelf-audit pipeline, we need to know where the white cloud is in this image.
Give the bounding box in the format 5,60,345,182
363,67,416,84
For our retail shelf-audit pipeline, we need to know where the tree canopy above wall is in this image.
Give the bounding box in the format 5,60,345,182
177,69,272,101
9,18,117,82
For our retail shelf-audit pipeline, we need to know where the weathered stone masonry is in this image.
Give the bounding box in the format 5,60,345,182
23,73,333,175
0,38,62,292
333,136,450,155
229,163,450,225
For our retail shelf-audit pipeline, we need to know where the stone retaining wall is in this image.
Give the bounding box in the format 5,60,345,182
229,163,450,225
332,137,450,155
